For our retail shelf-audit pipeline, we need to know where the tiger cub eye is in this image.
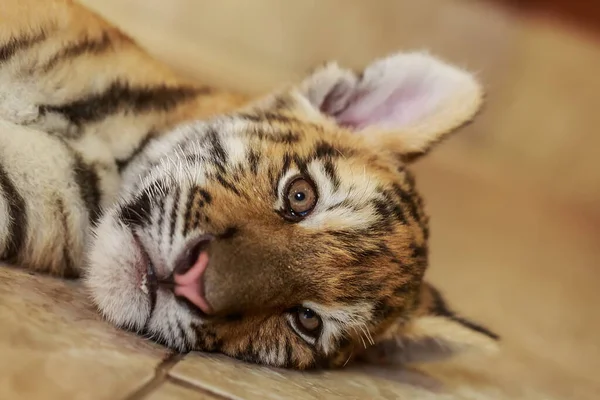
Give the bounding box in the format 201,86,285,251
296,307,322,334
286,177,317,216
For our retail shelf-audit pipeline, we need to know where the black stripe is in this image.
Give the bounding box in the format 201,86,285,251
282,336,294,368
449,314,500,341
198,188,212,205
372,300,396,320
403,169,417,192
371,195,406,226
385,187,409,224
322,159,340,190
33,135,102,227
164,317,176,349
41,32,113,72
248,128,300,144
71,153,102,225
176,318,191,351
422,223,430,241
0,163,27,262
292,155,309,177
325,198,361,213
242,339,257,363
210,328,223,351
182,189,195,236
269,153,290,197
325,229,393,263
393,281,415,296
118,187,156,227
273,153,292,196
0,30,47,63
272,96,294,111
238,111,298,125
312,141,355,159
399,151,426,164
214,173,242,196
119,195,151,227
182,188,201,237
156,190,167,244
169,187,181,245
321,80,352,115
217,226,238,240
55,198,78,278
39,81,208,126
247,148,260,175
204,129,227,173
392,183,419,221
410,244,428,260
429,285,500,340
115,131,157,173
195,328,214,352
273,130,300,144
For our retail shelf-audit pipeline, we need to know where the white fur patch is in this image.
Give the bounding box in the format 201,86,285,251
274,167,301,211
299,160,379,231
221,133,248,166
0,185,9,254
85,214,150,331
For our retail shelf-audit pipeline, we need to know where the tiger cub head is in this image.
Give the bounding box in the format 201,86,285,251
86,51,498,369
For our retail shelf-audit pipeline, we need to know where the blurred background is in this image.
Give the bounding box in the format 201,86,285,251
79,0,600,397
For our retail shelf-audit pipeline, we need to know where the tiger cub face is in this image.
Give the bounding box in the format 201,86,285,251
86,52,498,369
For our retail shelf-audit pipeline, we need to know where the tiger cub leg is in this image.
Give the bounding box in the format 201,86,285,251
0,120,119,277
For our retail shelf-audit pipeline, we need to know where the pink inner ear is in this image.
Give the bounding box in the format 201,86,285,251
303,53,478,135
334,81,444,131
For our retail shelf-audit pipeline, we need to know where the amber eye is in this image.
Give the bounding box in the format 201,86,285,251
294,307,322,336
284,176,317,219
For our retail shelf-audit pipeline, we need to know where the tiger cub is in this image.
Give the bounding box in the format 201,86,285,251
0,0,498,369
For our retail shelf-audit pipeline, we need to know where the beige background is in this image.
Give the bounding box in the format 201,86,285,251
2,0,599,399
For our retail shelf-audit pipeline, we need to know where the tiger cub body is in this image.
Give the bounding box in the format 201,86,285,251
0,0,498,369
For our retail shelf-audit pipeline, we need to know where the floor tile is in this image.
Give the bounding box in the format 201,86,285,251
0,267,167,400
171,350,574,400
171,352,444,400
145,380,223,400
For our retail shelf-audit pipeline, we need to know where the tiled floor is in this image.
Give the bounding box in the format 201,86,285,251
2,0,600,398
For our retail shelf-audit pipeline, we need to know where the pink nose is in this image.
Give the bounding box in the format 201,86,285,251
174,241,213,315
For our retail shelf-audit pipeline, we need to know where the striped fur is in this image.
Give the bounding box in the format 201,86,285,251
0,0,246,273
0,0,498,370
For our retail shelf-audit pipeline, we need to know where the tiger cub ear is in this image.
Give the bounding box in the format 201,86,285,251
359,282,499,365
259,51,483,161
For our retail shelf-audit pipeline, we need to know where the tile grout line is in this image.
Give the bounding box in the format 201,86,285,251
166,374,238,400
123,352,186,400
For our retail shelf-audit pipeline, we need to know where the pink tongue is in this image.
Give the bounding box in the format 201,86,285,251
174,251,212,314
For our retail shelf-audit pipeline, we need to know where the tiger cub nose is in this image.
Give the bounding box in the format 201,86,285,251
173,235,214,315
